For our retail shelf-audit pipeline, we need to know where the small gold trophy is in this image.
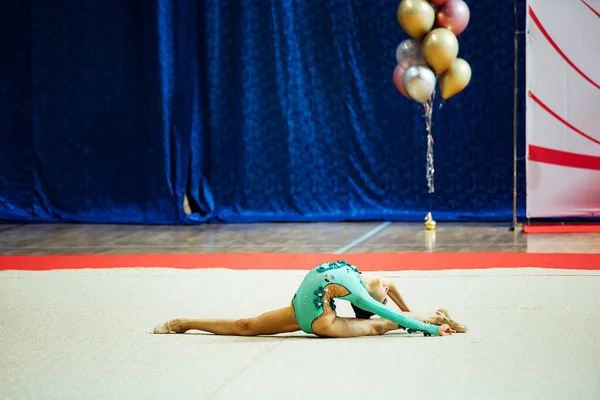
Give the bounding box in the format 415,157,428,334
424,212,436,231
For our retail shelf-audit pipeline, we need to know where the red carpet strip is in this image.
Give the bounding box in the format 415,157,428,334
0,253,599,271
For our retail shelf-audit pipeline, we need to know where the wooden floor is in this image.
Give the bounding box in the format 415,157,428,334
1,222,599,255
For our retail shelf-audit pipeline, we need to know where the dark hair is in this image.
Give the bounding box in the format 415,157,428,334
351,303,375,319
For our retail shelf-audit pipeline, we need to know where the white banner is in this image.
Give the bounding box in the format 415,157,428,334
526,0,600,217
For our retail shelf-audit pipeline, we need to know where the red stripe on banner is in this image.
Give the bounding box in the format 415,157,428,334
528,6,600,91
529,145,600,170
1,253,600,271
528,91,600,146
524,224,600,234
581,0,600,19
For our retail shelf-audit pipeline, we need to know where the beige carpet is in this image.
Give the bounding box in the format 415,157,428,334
1,268,599,400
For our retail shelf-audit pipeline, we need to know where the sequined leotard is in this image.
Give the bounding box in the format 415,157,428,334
292,260,440,336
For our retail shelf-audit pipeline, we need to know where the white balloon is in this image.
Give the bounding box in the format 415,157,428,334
402,65,436,103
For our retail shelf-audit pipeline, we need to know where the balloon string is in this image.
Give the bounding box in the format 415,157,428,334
423,90,435,194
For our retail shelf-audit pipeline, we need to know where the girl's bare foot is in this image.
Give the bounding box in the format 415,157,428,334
153,319,187,334
436,308,468,333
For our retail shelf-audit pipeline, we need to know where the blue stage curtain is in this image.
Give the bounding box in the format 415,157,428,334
0,0,526,224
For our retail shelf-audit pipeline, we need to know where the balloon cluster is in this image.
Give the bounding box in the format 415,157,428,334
393,0,471,103
392,0,472,193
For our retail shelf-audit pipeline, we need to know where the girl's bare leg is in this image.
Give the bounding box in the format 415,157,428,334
311,310,448,338
312,314,400,338
153,305,300,336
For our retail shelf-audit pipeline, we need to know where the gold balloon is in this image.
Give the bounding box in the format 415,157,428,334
439,58,472,99
422,28,459,75
397,0,435,40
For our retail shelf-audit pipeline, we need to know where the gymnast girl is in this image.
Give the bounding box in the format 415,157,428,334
153,260,467,338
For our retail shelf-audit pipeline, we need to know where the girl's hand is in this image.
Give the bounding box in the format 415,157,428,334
438,324,456,336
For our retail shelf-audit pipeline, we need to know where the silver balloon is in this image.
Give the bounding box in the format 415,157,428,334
402,65,436,103
395,38,425,70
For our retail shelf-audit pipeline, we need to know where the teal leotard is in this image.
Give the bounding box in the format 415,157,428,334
292,260,439,336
